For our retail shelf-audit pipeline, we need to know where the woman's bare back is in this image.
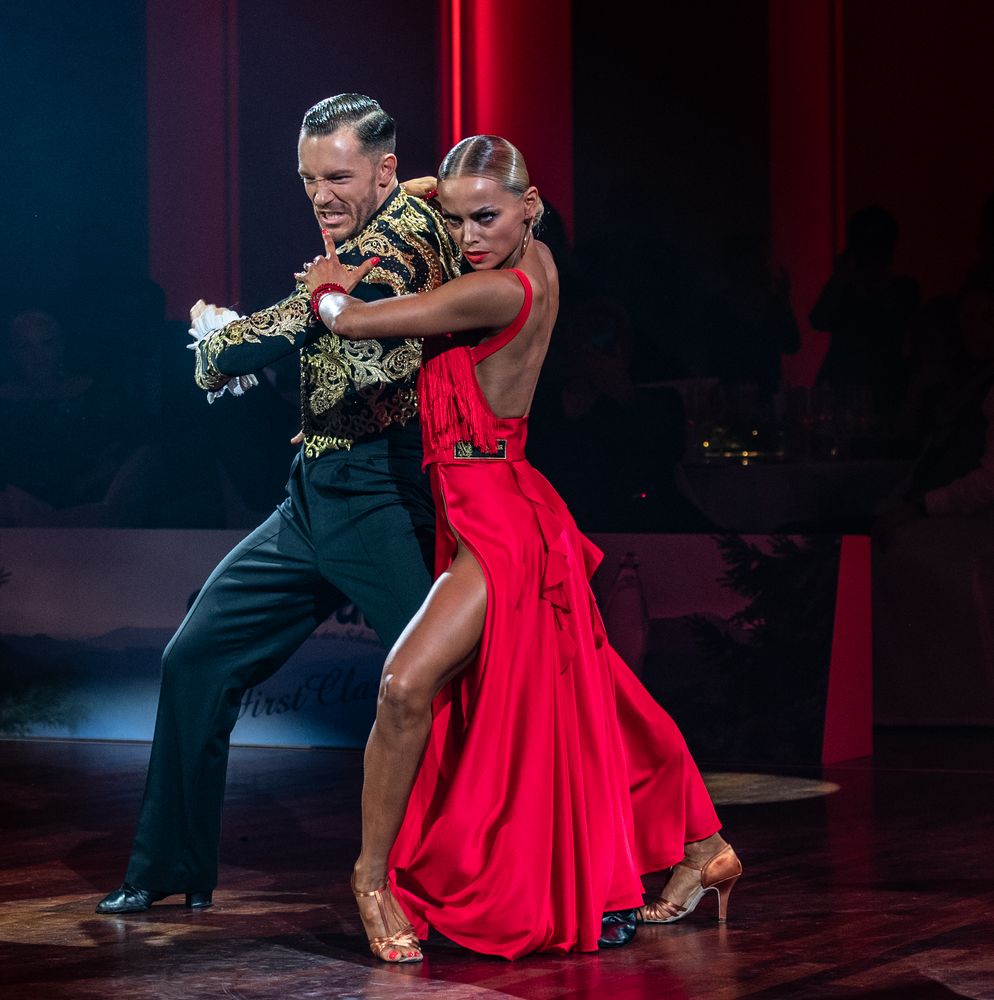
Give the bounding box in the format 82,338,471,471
473,241,560,419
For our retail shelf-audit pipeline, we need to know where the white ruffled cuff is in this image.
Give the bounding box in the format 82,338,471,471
187,300,259,403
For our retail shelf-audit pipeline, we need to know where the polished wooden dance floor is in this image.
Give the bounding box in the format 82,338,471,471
1,729,992,1000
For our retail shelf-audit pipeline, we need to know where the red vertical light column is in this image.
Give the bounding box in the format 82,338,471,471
438,0,573,239
822,535,873,764
830,0,847,254
769,0,843,386
437,0,462,157
147,0,240,321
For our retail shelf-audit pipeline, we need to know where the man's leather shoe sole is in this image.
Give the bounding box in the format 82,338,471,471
598,908,638,948
95,882,213,914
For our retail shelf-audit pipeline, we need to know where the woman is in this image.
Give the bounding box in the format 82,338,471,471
299,136,740,961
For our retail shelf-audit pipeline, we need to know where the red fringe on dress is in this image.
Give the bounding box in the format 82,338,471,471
418,341,500,457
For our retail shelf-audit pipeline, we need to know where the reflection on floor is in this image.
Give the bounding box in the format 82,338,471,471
1,727,992,1000
702,772,841,805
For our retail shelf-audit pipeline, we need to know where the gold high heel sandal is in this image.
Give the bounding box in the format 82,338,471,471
637,843,742,923
351,873,423,963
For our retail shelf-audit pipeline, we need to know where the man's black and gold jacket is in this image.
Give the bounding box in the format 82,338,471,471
194,187,464,457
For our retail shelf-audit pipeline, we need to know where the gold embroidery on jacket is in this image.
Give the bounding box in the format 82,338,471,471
195,291,314,391
303,336,421,417
197,189,460,454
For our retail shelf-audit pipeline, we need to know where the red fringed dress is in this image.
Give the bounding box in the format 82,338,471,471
388,269,720,958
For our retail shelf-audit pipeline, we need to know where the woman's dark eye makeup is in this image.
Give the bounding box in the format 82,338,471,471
443,208,499,226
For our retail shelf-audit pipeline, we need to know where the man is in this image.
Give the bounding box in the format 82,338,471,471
811,204,920,421
96,93,463,914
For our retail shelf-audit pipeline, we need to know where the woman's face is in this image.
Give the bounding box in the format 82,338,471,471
436,175,532,270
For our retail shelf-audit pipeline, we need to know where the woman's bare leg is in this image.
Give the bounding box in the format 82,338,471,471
353,543,487,892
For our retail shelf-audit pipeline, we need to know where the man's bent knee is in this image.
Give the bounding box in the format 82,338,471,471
160,616,215,688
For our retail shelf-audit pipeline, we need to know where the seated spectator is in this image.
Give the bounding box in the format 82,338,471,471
874,282,994,548
528,295,713,533
0,309,138,524
894,295,971,449
0,283,299,529
703,231,801,402
962,188,994,298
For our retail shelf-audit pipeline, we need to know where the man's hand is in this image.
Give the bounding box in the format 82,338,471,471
187,299,259,401
294,230,380,294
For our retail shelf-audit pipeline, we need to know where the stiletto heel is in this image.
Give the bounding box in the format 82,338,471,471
351,873,423,963
637,843,742,924
715,873,739,921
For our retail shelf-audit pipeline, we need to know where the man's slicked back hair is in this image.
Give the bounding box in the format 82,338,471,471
300,93,396,155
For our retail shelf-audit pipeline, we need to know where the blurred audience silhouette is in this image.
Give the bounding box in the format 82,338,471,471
0,308,138,525
13,193,994,538
529,293,713,533
894,294,970,449
962,188,994,298
875,279,994,548
909,283,994,512
702,231,801,401
811,205,920,423
0,278,297,529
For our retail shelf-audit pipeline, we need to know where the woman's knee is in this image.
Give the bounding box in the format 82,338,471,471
376,668,433,731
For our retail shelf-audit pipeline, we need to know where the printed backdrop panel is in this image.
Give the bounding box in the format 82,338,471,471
0,529,385,747
1,528,859,762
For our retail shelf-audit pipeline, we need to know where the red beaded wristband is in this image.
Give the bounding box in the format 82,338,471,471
310,282,347,318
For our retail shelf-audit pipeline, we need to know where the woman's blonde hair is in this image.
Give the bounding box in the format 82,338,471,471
438,135,545,227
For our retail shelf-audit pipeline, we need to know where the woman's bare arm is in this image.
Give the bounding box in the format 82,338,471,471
323,271,524,341
297,230,524,341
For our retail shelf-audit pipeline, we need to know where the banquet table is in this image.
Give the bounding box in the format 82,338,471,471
676,456,916,534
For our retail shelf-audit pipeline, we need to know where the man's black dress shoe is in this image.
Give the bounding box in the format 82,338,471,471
95,882,213,914
598,908,638,947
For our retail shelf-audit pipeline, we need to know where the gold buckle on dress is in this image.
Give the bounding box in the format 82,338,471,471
453,439,507,459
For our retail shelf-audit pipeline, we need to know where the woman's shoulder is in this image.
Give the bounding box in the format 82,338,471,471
531,243,558,292
514,244,557,293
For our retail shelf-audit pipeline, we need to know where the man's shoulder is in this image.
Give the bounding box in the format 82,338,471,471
353,188,462,290
380,188,452,248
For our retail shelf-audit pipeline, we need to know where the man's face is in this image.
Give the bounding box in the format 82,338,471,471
298,130,395,242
